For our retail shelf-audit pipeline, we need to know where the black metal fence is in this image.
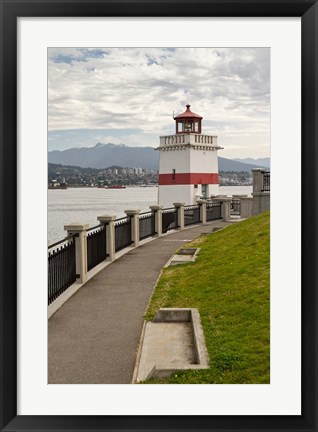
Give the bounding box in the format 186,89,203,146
206,202,222,221
48,200,231,305
139,212,156,240
87,224,107,271
115,217,132,252
184,205,200,226
162,208,178,233
48,235,77,305
262,172,270,192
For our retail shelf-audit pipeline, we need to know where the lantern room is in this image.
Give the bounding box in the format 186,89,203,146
174,104,203,134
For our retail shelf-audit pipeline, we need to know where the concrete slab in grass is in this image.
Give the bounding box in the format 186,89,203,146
133,308,209,382
165,248,200,267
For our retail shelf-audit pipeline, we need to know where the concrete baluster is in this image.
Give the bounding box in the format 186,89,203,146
252,169,264,194
97,215,116,262
222,198,232,221
125,209,140,247
150,205,163,237
173,202,185,230
197,199,207,224
64,223,89,284
213,197,232,222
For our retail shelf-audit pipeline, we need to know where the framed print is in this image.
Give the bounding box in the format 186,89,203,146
0,0,317,431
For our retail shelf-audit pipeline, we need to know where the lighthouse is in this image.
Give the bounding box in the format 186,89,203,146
157,104,223,208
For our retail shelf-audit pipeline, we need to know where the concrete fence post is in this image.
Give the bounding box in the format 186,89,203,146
173,202,185,230
222,197,232,222
214,198,232,222
252,169,264,193
197,199,207,224
125,209,140,247
252,169,270,215
240,197,253,219
64,223,89,284
150,205,163,237
97,215,116,261
222,198,232,221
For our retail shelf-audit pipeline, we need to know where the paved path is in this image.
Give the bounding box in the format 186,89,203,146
48,220,232,384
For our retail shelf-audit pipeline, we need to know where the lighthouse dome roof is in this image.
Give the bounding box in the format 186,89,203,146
174,104,203,120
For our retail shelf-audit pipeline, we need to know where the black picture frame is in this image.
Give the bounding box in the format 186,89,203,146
0,1,317,431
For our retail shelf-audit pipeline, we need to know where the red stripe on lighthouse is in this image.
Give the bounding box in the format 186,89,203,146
159,173,219,185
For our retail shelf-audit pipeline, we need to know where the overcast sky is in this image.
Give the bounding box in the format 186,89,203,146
48,47,270,159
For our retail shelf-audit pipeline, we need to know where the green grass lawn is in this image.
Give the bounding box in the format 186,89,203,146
143,210,270,384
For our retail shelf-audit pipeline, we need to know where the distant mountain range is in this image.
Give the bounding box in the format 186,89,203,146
48,143,269,172
49,143,157,170
234,157,270,169
219,158,269,172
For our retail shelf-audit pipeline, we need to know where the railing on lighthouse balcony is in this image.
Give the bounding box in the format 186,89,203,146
159,134,218,148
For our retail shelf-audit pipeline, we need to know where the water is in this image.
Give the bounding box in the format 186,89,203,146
48,187,158,245
217,185,252,196
48,185,252,245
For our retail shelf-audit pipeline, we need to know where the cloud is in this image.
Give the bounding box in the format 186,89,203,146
48,47,270,158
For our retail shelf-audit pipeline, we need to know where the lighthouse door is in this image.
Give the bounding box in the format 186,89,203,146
201,184,208,199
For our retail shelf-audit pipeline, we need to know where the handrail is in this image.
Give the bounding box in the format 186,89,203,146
184,205,200,210
139,212,153,219
114,217,130,226
87,223,105,233
48,234,77,250
162,207,176,213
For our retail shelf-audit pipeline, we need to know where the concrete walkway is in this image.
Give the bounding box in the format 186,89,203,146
48,220,234,384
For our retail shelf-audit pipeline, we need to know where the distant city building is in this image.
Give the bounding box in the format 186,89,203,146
157,104,223,207
133,167,143,175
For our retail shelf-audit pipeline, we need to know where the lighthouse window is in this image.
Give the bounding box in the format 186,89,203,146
185,120,192,132
177,121,183,133
194,121,199,132
172,169,176,180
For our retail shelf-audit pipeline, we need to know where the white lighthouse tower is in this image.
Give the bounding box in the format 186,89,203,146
157,104,223,208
